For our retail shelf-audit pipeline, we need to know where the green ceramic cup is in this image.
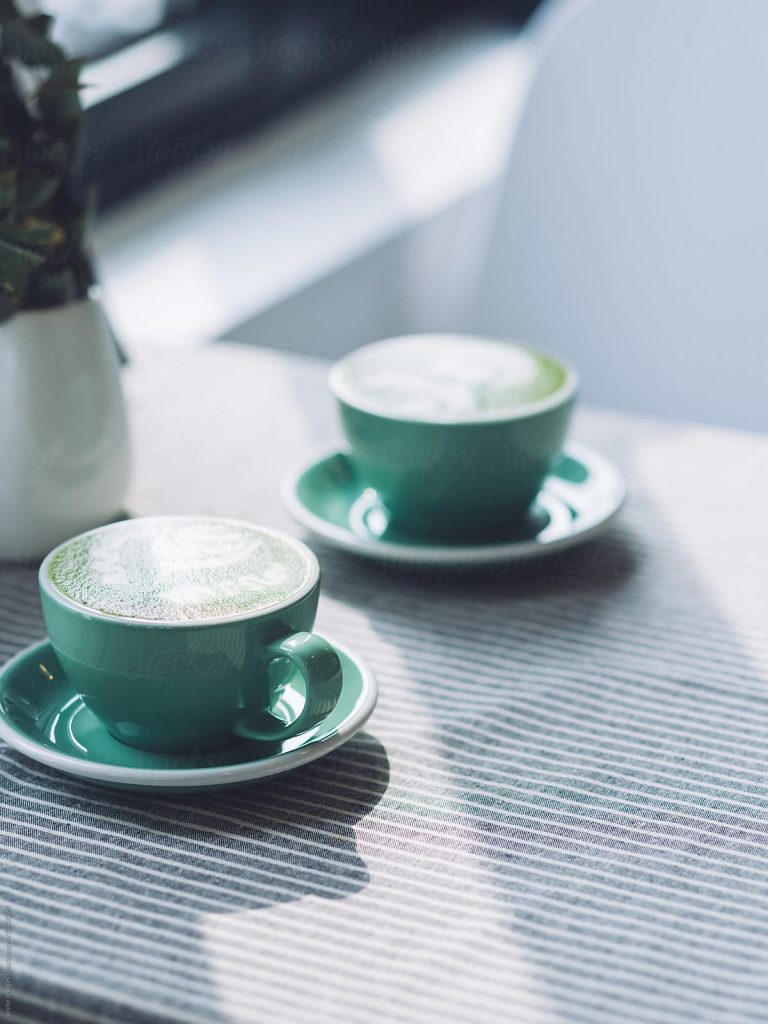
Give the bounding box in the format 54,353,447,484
39,519,343,754
329,335,578,540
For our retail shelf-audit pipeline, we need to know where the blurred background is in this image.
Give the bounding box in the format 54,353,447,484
49,0,768,432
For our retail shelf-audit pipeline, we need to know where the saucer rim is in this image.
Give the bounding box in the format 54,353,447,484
0,637,377,788
280,441,625,566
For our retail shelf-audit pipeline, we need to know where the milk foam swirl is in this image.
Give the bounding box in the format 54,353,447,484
49,518,312,622
334,336,568,421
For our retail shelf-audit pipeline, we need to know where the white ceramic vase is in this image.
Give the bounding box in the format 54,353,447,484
0,296,130,560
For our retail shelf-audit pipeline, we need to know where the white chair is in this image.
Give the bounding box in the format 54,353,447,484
461,0,768,432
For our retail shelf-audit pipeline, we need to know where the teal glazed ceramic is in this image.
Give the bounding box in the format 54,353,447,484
39,520,343,755
329,335,578,540
282,442,625,567
0,638,377,791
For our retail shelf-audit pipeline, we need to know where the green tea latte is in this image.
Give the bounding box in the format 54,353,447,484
49,517,313,622
332,335,568,421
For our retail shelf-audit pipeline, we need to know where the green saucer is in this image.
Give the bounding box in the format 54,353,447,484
0,638,377,792
281,442,625,566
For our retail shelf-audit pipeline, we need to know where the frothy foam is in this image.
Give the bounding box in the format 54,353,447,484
49,518,312,622
336,336,567,420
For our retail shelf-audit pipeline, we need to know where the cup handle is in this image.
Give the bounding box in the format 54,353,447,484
236,632,343,742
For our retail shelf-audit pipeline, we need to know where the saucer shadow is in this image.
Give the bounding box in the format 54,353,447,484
5,727,388,899
3,731,389,1020
317,524,640,604
139,728,389,902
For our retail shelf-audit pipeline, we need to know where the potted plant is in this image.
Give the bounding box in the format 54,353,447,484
0,2,129,560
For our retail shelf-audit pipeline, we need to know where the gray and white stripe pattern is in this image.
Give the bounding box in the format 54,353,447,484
2,344,767,1023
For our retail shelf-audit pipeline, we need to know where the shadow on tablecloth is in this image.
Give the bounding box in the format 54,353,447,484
1,726,389,1023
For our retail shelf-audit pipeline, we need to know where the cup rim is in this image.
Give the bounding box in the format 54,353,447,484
328,334,579,425
38,516,321,628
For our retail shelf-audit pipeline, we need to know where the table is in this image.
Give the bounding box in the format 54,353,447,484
2,343,767,1024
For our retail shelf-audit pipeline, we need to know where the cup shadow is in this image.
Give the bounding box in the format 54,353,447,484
317,524,640,606
2,729,389,1021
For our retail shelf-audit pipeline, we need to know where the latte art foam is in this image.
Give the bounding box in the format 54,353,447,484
49,518,312,622
334,336,568,421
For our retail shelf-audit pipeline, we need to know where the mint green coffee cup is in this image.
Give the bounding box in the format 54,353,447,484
329,335,578,540
39,517,343,754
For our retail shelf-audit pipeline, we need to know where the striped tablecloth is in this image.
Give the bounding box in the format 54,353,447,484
2,343,767,1024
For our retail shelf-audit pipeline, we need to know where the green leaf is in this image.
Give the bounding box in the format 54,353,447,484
0,166,16,209
45,58,84,88
35,59,86,129
29,14,54,38
0,9,93,315
1,17,68,65
0,219,64,253
0,236,42,316
36,83,83,126
0,234,42,272
16,172,58,212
